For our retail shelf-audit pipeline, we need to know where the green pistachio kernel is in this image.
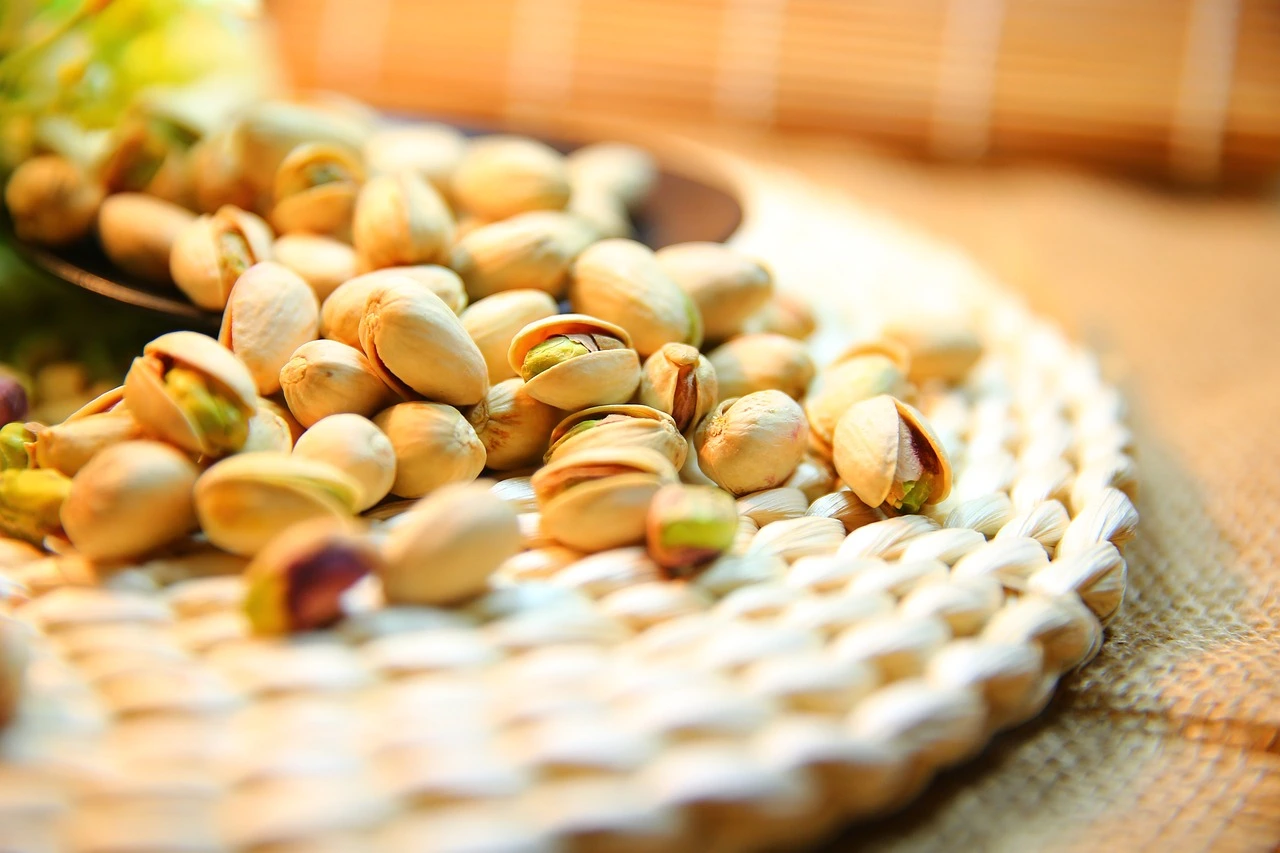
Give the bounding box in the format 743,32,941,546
890,479,931,514
165,368,249,455
521,336,592,380
0,423,33,471
0,468,72,544
304,161,349,188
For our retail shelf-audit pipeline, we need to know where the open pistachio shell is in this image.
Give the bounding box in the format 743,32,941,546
5,154,104,247
97,193,196,285
219,261,320,396
62,385,127,423
270,142,364,240
805,349,911,456
234,100,369,196
363,123,466,195
507,314,641,411
170,205,274,311
645,483,738,575
694,391,809,497
375,265,469,314
473,379,563,472
450,211,597,301
451,136,571,220
709,333,815,401
353,171,455,271
545,404,687,469
279,339,398,428
373,402,486,498
272,234,357,303
461,290,561,384
656,243,773,343
31,411,143,477
638,343,718,434
832,395,953,513
293,414,396,512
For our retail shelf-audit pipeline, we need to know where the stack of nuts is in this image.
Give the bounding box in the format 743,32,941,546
0,96,984,716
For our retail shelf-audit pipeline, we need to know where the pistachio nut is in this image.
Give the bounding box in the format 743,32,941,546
234,100,369,196
0,468,72,544
508,314,641,411
645,483,738,575
189,128,258,214
461,290,560,383
380,481,520,605
569,239,703,357
638,343,718,434
832,395,953,513
545,404,687,469
170,205,274,311
4,154,104,246
272,234,357,303
360,282,489,405
694,391,809,497
804,345,911,456
880,318,983,385
531,446,678,552
243,520,382,635
270,142,364,239
60,440,199,562
373,402,486,498
242,400,295,453
450,211,597,301
0,373,28,426
741,292,817,340
352,171,455,271
97,193,196,285
0,423,33,471
258,397,305,445
451,135,571,220
293,413,396,512
124,331,258,457
363,123,466,195
656,243,774,343
218,261,320,396
320,272,397,350
279,339,398,428
0,616,29,728
708,333,815,401
472,379,562,471
374,265,469,315
566,142,657,212
30,411,143,477
98,109,199,205
194,452,360,556
568,187,632,239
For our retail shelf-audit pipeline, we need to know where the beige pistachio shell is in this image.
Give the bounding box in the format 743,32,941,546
242,400,295,453
638,343,718,434
656,243,774,343
804,351,911,455
568,187,632,239
545,404,687,469
320,269,466,352
473,379,562,472
219,261,320,396
373,402,486,498
566,142,657,211
170,205,274,311
450,211,597,301
832,395,953,512
61,385,127,423
360,282,489,405
279,339,398,428
60,440,199,562
376,265,468,314
461,290,560,384
97,193,195,285
257,397,305,446
741,292,817,340
270,142,364,239
31,411,143,477
194,452,360,556
708,333,815,401
293,414,396,512
570,238,702,357
879,320,983,385
5,155,103,246
271,234,357,303
352,171,455,271
694,390,809,496
189,128,258,214
363,123,466,195
233,100,368,195
451,136,571,220
507,314,641,411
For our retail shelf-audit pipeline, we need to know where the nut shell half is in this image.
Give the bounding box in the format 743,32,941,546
507,314,640,411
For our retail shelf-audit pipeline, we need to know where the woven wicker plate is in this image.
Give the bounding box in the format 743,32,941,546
0,139,1138,853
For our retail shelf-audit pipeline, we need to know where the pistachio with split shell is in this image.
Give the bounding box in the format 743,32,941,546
461,290,561,383
242,400,295,453
567,142,657,212
170,205,274,311
532,446,678,552
450,211,597,301
833,395,953,513
471,379,562,471
0,424,32,471
123,331,258,457
270,142,364,239
373,402,486,498
219,261,320,396
544,405,687,469
353,171,455,271
97,193,196,285
741,292,817,340
380,481,521,605
272,234,357,303
708,333,815,401
569,239,703,357
452,136,571,220
378,265,469,315
656,243,773,343
234,100,369,196
363,123,466,195
98,109,199,205
359,282,489,406
194,452,361,557
4,154,103,246
279,339,398,428
804,342,912,456
30,411,143,477
60,441,199,562
694,391,809,497
508,314,641,411
638,343,718,434
646,483,738,575
293,414,396,512
0,468,72,545
243,520,382,635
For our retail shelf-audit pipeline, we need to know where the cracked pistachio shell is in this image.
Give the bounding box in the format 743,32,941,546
242,399,295,454
373,402,486,498
545,404,687,469
508,314,641,411
881,318,983,385
353,171,455,271
60,440,199,562
472,379,562,472
708,333,815,401
293,414,396,512
380,481,520,605
638,343,718,434
452,135,571,220
219,261,320,396
194,452,360,556
741,292,817,340
123,331,257,457
360,283,488,405
804,346,911,455
832,395,952,513
656,243,774,343
97,193,196,285
31,411,143,477
375,265,469,314
461,290,560,384
569,239,703,357
363,123,466,195
532,446,678,552
272,234,357,303
646,483,738,575
5,154,104,246
279,339,397,428
270,142,364,239
694,391,809,497
567,142,657,212
234,100,369,195
450,211,597,301
170,205,274,311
